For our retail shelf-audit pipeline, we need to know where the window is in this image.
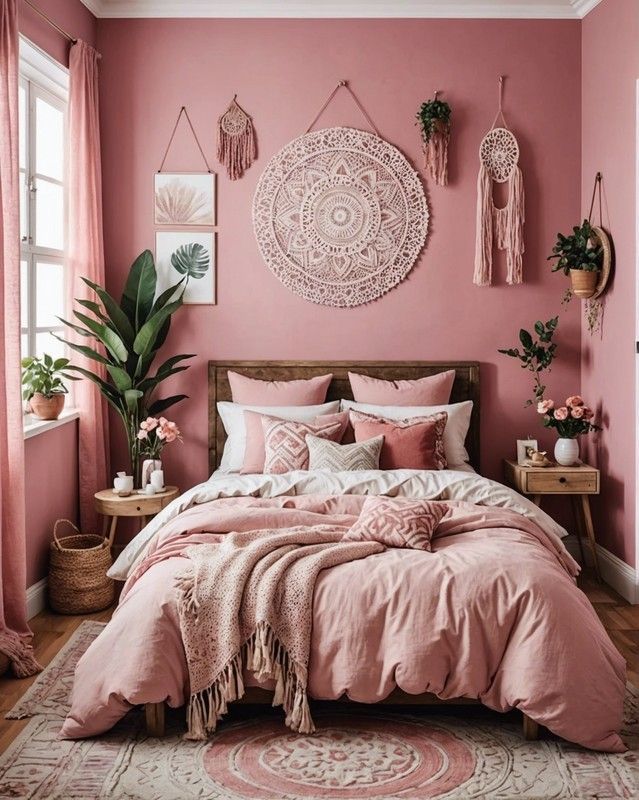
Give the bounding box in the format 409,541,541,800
19,38,68,363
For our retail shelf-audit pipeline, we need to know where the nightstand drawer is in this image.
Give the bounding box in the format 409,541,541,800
523,471,598,494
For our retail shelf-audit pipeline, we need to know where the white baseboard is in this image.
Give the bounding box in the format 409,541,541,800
26,578,47,620
564,534,638,604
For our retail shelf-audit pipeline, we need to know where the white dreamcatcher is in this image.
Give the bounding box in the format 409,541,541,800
473,77,525,286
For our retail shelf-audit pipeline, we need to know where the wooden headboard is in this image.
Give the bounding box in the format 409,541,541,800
208,361,480,474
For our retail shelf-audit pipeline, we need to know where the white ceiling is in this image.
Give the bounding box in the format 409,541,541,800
79,0,603,19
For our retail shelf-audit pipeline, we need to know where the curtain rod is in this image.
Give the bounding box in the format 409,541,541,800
22,0,77,45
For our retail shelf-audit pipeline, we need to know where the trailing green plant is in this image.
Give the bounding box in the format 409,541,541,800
55,249,198,483
498,316,559,406
548,219,603,275
416,98,451,145
21,354,78,401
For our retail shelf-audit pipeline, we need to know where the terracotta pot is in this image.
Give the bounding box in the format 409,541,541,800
29,392,65,420
569,268,598,299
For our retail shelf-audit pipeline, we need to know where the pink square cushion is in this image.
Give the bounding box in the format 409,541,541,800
342,496,448,551
350,409,448,471
348,370,455,406
228,371,333,406
263,416,344,474
241,411,348,474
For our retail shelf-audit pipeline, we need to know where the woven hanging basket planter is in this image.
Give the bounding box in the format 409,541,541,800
48,520,114,615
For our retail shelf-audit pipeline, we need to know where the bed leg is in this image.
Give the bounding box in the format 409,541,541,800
145,702,165,737
522,713,539,741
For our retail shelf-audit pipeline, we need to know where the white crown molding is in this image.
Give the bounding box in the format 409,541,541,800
79,0,604,20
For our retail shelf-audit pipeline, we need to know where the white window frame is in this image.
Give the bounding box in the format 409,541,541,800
19,37,69,364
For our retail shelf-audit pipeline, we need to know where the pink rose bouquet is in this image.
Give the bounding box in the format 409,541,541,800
137,416,182,458
537,395,600,438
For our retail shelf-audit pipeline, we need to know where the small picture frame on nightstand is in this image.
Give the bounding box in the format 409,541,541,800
517,439,538,465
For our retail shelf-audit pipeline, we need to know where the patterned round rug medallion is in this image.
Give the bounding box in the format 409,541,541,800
1,622,638,799
253,127,429,307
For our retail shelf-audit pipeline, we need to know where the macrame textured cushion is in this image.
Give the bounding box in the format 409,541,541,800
342,496,448,551
306,434,383,471
479,127,519,183
253,127,429,307
262,417,343,474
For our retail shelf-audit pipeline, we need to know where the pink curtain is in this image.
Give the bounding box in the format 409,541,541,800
67,41,109,531
0,0,40,677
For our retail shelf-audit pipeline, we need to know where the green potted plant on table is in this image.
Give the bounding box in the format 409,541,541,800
56,249,198,485
548,219,603,299
21,355,78,420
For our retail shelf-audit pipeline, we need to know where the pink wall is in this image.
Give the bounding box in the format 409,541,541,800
24,422,79,586
580,0,638,566
19,0,94,587
97,18,583,498
18,0,96,64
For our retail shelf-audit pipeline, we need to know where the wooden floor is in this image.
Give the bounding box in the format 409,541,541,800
0,570,637,755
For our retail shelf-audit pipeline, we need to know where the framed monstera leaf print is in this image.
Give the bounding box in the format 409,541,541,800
155,231,216,305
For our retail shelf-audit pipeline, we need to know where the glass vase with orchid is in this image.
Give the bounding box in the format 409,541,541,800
137,416,183,459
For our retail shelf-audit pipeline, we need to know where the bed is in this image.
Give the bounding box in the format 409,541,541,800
59,360,626,753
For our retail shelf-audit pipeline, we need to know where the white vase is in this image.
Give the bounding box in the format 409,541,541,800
554,437,579,466
141,459,162,489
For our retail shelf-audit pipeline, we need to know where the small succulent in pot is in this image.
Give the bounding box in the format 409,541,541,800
548,219,603,299
21,354,78,420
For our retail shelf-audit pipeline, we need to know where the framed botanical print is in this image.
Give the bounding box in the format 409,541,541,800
154,172,216,226
155,231,216,305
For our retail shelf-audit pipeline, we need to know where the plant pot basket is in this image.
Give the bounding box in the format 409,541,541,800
570,268,598,299
48,520,115,615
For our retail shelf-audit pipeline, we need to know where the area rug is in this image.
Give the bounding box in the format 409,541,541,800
1,622,638,799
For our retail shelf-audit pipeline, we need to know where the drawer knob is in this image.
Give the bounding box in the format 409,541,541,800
136,505,142,511
559,477,567,484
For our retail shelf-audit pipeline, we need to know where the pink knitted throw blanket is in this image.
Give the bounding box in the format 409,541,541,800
176,526,384,740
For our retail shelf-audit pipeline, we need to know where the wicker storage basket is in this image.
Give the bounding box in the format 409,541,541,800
48,519,115,615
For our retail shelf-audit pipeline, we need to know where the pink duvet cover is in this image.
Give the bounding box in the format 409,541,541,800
60,494,626,752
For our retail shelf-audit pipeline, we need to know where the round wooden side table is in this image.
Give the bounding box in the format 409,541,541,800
94,486,179,546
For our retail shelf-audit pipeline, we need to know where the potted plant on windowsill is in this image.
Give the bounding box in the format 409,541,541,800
21,355,78,420
548,219,603,299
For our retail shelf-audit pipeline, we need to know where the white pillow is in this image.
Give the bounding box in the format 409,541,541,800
341,400,473,467
217,401,340,473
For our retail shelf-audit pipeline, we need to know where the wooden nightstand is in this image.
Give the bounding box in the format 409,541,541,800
95,486,179,546
503,460,601,582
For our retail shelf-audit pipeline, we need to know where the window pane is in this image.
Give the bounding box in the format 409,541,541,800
35,178,63,250
35,96,63,181
21,333,28,362
36,331,65,361
36,261,64,327
19,83,26,170
19,172,27,243
20,260,28,327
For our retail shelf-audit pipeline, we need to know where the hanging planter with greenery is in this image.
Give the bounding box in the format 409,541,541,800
416,93,451,186
548,219,603,299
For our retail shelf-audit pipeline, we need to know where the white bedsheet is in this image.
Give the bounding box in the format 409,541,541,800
109,468,568,581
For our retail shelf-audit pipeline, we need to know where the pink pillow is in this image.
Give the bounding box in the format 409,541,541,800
350,409,447,470
228,371,333,406
348,370,455,406
241,411,348,474
342,496,448,551
262,416,344,474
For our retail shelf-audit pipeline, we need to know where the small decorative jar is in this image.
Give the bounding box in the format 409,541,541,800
141,459,162,490
554,437,579,466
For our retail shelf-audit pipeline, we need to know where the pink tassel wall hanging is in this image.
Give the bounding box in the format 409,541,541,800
473,77,525,286
417,91,451,186
217,96,257,181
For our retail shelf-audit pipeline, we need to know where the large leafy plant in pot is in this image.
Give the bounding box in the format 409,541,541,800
56,250,196,485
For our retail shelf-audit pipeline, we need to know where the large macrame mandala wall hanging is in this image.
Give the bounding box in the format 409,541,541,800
473,77,525,286
253,82,429,307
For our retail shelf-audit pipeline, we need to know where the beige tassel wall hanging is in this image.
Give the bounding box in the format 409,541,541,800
217,95,257,180
473,76,525,286
416,91,452,186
